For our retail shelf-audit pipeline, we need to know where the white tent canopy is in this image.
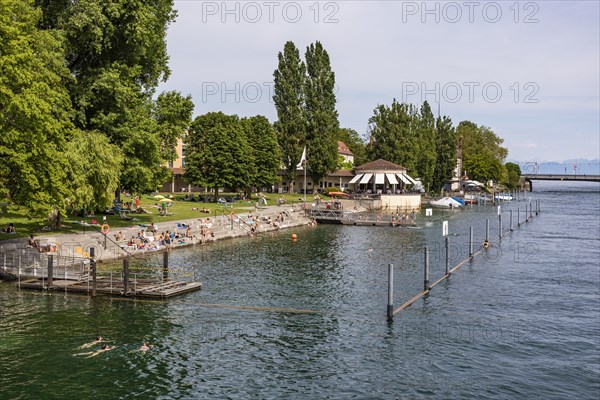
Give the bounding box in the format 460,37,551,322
375,174,385,184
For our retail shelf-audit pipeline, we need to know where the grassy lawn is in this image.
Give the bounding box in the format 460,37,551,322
0,192,312,239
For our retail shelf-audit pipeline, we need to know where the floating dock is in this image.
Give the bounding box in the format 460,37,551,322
17,276,201,298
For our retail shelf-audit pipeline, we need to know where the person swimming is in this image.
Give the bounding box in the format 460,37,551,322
77,336,106,350
139,342,152,352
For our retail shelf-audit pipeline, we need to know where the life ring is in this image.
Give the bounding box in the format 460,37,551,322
100,223,110,235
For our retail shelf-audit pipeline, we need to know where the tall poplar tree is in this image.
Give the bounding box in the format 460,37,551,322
304,41,339,186
415,101,437,191
273,41,306,187
432,116,457,192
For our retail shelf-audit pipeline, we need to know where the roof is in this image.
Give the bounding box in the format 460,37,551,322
337,141,353,156
328,169,355,177
355,159,406,172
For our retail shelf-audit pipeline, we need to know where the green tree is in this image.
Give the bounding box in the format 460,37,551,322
336,128,367,166
273,41,306,187
415,101,437,191
457,120,508,184
0,0,73,217
65,130,123,212
504,162,522,189
304,41,340,186
464,153,504,184
185,113,252,198
37,0,178,193
242,116,281,190
431,116,457,192
366,100,419,172
154,90,195,163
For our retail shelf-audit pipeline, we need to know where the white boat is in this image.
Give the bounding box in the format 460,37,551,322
494,194,514,201
429,197,463,209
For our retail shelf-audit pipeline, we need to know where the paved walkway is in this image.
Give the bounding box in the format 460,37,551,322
0,205,311,265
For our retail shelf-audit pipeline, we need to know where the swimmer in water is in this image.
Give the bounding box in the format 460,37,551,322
77,336,106,350
139,342,152,352
84,344,116,358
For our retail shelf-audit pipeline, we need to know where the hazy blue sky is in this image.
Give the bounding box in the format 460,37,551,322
157,0,600,162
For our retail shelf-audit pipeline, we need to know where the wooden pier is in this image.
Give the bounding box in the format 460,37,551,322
17,276,201,298
1,248,202,299
306,207,416,227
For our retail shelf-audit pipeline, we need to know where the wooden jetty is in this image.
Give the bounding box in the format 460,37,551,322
17,276,202,298
1,248,202,299
306,207,416,227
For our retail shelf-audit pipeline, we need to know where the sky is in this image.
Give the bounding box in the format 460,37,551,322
156,0,600,163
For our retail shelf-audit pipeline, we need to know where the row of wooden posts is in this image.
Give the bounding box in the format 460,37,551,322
42,247,171,297
387,198,541,320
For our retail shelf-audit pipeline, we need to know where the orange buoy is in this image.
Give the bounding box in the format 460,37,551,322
291,233,297,240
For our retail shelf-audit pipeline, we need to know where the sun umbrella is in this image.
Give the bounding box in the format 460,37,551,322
158,198,173,203
152,195,165,200
328,192,350,197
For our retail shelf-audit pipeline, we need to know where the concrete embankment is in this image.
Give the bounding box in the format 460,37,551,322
0,205,311,269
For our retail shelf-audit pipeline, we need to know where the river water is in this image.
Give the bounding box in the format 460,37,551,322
1,181,598,399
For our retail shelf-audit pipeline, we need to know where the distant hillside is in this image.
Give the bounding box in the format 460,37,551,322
512,160,600,175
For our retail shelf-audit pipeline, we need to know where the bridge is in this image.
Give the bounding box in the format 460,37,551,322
520,174,600,191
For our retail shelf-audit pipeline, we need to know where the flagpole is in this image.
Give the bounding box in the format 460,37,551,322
304,159,307,207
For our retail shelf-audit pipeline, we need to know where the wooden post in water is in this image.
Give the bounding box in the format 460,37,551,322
387,263,394,321
423,246,430,291
536,199,539,215
510,209,513,231
525,204,528,222
123,258,130,295
47,255,54,289
529,201,533,220
469,227,474,258
485,219,489,242
445,236,449,275
518,208,521,227
90,247,97,297
104,233,107,250
162,250,169,282
499,213,503,239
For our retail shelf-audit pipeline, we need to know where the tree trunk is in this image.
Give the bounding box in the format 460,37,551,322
55,210,61,230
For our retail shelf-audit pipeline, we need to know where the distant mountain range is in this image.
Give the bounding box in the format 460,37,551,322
510,159,600,175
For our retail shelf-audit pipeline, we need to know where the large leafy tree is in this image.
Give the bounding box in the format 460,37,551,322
336,128,367,166
273,41,306,187
504,162,522,189
37,0,179,194
415,101,437,191
0,0,73,216
242,116,281,190
431,116,457,192
65,130,123,212
457,120,508,184
185,112,252,197
154,90,195,163
304,41,339,186
366,100,419,173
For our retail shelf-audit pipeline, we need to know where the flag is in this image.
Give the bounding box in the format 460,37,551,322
296,147,306,169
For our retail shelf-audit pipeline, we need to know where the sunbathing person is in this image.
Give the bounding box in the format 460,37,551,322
140,342,152,352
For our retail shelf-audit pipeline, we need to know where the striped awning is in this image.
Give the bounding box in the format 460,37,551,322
375,174,385,184
359,173,373,184
349,174,363,184
403,174,417,184
396,173,410,184
385,173,399,185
